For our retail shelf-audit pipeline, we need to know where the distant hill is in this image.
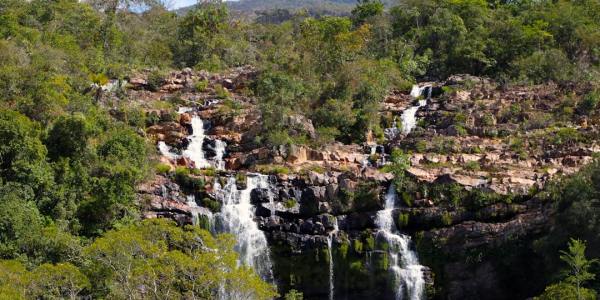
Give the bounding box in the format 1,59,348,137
175,0,396,17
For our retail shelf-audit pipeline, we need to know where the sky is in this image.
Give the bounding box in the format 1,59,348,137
171,0,198,9
171,0,237,9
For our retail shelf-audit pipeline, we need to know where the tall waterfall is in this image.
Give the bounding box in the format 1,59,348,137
375,186,425,300
402,85,431,135
327,218,339,300
214,175,275,282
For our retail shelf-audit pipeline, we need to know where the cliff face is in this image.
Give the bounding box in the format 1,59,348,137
128,68,598,299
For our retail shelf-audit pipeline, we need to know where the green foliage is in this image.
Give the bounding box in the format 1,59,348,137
155,163,172,174
201,197,221,213
195,79,209,92
0,260,89,299
535,282,596,300
578,90,599,115
284,199,298,209
381,149,410,190
398,213,410,228
256,164,291,175
464,161,481,172
441,211,452,226
285,289,304,300
559,239,598,296
173,1,231,68
351,0,384,26
353,239,364,254
0,110,52,194
46,114,91,160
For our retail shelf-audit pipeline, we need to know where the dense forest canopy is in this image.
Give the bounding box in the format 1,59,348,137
0,0,599,298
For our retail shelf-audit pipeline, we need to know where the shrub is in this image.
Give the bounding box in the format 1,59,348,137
195,80,209,92
155,163,171,174
175,166,190,177
256,164,290,175
441,211,452,226
398,213,409,228
214,84,230,99
578,90,599,115
201,197,221,213
464,161,481,172
415,140,428,152
146,70,164,92
353,239,363,254
548,128,581,146
283,199,297,209
201,167,217,177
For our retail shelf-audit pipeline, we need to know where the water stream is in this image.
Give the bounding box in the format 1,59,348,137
401,85,432,135
327,218,339,300
183,116,212,169
214,175,275,282
375,185,425,300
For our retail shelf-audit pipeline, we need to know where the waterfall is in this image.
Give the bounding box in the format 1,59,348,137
183,116,212,169
186,195,215,229
214,139,227,170
157,141,178,160
214,175,275,282
401,85,431,135
178,106,194,114
375,186,425,300
327,218,339,300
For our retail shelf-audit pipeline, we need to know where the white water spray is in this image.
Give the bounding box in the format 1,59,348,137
327,218,339,300
375,186,425,300
183,116,212,169
213,139,227,170
214,175,275,282
402,85,431,135
157,141,178,160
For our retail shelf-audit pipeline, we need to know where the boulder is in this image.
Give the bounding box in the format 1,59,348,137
287,145,308,165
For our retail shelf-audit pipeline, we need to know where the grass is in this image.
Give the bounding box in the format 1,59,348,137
256,164,291,175
155,163,171,174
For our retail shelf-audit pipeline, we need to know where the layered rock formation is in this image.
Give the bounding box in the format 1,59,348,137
121,68,599,299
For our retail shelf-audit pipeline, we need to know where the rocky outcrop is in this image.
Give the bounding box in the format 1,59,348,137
133,68,600,300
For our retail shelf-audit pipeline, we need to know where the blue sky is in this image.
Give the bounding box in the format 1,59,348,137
171,0,197,9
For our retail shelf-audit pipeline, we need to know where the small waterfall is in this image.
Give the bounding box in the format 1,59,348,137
178,106,194,114
214,175,275,282
402,85,431,135
183,116,212,169
186,195,215,230
384,117,401,140
375,186,425,300
214,139,227,170
327,218,339,300
157,141,178,160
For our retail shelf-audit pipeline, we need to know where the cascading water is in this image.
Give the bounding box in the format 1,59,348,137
183,116,212,169
214,175,275,282
402,85,431,135
157,141,178,160
327,218,339,300
375,185,425,300
213,139,227,170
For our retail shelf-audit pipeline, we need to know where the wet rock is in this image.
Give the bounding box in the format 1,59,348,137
251,188,271,204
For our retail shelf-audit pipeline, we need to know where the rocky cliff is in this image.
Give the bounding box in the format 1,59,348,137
120,67,599,299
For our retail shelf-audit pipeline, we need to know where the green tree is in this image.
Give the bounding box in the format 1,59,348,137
559,239,598,300
351,0,384,26
0,110,53,194
173,0,230,68
82,219,277,299
28,263,90,300
46,114,92,160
